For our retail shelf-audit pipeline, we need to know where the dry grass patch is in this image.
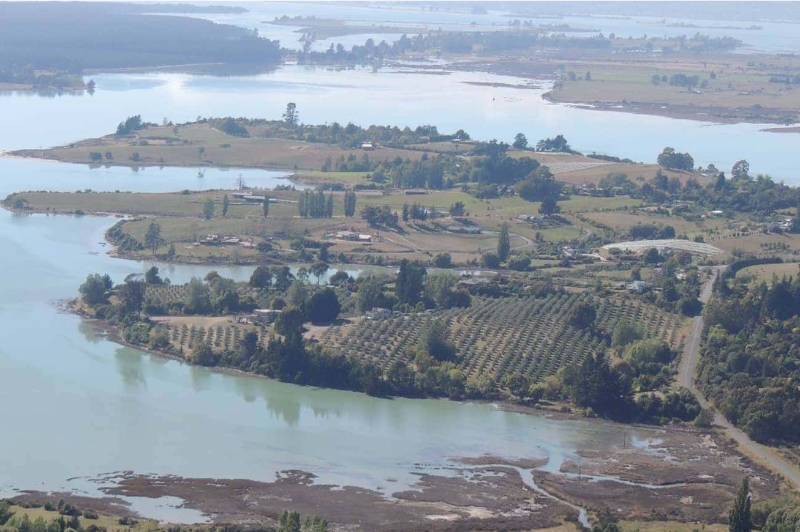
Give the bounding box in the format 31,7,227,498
711,232,800,256
736,262,800,283
16,123,427,171
583,211,719,236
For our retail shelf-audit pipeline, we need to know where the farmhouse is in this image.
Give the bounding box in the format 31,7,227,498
200,234,255,247
328,230,372,242
627,280,651,294
252,308,281,324
365,307,393,320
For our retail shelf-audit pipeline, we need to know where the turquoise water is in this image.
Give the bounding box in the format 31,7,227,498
0,154,666,519
0,160,659,514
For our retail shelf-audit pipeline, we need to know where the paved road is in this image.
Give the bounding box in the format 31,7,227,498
678,266,800,491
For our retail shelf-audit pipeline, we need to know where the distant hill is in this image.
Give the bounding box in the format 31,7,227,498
0,2,280,74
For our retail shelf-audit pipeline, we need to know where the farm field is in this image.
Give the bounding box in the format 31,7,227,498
145,284,269,355
736,262,800,282
710,232,800,257
6,186,643,265
513,151,690,185
544,53,800,124
318,292,686,382
581,210,725,237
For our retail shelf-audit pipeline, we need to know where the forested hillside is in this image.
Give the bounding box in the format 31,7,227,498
0,3,280,76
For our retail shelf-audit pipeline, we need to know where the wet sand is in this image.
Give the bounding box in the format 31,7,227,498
12,423,780,530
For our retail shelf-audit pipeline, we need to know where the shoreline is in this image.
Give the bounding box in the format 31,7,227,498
7,150,302,174
7,397,774,529
761,125,800,134
66,300,733,435
542,91,800,127
0,81,87,94
68,300,577,421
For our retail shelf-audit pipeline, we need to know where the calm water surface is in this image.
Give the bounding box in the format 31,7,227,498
2,66,798,180
196,2,800,54
0,159,660,517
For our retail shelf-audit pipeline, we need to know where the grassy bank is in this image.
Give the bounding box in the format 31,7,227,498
13,123,427,176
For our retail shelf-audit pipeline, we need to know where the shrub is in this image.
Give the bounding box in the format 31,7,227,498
507,254,531,271
432,253,452,268
694,408,714,428
480,252,501,268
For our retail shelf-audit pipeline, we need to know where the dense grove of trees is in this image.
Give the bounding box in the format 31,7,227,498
753,495,800,532
592,159,800,216
295,30,739,68
699,274,800,443
78,274,112,305
214,117,249,137
115,115,146,136
535,134,572,153
553,349,701,423
361,205,398,227
657,147,695,171
469,140,540,184
296,32,667,66
704,169,800,214
368,155,446,189
0,65,84,90
212,117,464,149
629,223,675,240
514,166,562,211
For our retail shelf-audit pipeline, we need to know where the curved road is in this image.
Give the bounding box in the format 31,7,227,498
678,266,800,491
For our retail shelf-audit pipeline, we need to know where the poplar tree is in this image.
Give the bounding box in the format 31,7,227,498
729,477,751,532
497,223,511,261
